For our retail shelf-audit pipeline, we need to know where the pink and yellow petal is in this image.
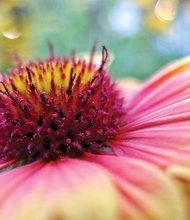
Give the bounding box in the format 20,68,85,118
167,165,190,208
85,154,188,220
0,159,121,220
0,155,188,220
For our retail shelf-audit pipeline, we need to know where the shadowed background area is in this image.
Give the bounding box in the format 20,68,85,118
0,0,190,79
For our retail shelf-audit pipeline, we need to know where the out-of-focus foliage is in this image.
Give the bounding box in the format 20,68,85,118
0,0,190,79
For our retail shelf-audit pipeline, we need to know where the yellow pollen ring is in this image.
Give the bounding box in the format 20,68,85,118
0,59,97,96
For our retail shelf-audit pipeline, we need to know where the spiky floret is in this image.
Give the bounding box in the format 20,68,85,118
0,46,126,163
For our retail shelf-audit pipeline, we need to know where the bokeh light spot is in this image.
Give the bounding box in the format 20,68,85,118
2,28,21,39
154,0,178,21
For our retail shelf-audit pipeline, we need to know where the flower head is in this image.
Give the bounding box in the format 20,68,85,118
0,46,125,163
0,47,189,220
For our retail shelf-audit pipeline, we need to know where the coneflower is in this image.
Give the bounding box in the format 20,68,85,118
0,46,188,220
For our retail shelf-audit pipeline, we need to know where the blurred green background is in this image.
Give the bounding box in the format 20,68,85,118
0,0,190,79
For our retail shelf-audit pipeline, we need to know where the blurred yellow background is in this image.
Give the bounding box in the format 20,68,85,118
0,0,190,79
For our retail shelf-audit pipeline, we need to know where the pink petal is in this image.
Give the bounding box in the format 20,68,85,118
128,57,190,117
117,79,141,102
0,159,121,220
111,57,190,166
84,154,187,220
111,57,190,208
0,155,187,220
